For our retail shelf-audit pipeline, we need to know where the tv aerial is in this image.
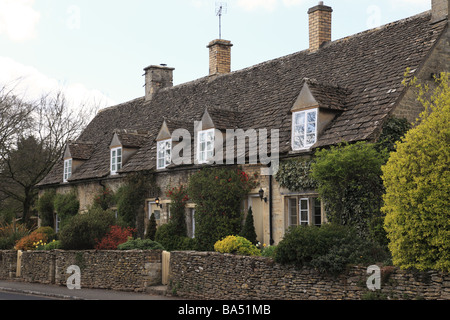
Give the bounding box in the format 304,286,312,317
216,2,228,39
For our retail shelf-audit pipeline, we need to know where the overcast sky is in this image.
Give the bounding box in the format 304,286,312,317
0,0,431,111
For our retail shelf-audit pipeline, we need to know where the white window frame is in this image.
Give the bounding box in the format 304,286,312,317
287,196,322,227
299,198,309,226
157,139,172,170
110,147,122,175
292,109,318,151
63,159,72,183
197,128,215,164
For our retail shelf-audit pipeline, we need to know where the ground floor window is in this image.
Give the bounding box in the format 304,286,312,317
286,196,323,227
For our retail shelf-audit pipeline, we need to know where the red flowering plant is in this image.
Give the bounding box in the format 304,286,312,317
95,225,136,250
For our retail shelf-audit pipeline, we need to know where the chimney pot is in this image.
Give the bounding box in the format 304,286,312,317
207,39,233,76
144,65,174,101
308,2,333,52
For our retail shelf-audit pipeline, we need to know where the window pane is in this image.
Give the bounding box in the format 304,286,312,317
307,111,316,123
293,136,304,149
295,124,305,136
300,199,309,225
295,112,305,125
306,133,316,145
307,123,316,134
288,198,298,226
314,198,322,226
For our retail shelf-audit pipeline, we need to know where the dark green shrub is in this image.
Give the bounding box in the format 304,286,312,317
310,142,387,237
53,192,79,227
34,226,56,242
187,167,257,251
115,173,158,237
36,190,55,227
146,212,157,240
241,207,257,245
275,224,390,275
155,223,196,251
117,238,165,250
59,208,116,250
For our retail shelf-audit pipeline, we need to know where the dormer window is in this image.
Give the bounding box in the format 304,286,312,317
63,159,72,182
198,128,215,164
111,147,122,175
292,109,318,151
157,139,172,170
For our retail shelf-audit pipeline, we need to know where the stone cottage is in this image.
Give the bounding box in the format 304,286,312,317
38,1,450,245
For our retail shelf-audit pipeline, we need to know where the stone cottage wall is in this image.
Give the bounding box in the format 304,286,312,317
169,251,450,300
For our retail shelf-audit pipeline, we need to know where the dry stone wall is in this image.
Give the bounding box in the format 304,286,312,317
169,251,450,300
1,250,162,292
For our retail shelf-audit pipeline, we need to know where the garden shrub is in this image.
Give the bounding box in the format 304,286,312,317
146,212,157,240
0,223,30,250
93,187,115,210
260,245,277,258
214,235,260,256
53,192,79,226
37,240,62,251
115,173,158,237
310,142,387,237
275,224,389,275
36,190,55,227
33,226,56,242
15,232,48,251
59,207,116,250
382,73,450,272
188,167,257,251
240,207,257,245
117,238,165,251
95,225,136,250
155,223,196,251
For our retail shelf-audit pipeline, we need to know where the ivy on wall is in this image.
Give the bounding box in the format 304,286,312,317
275,158,316,192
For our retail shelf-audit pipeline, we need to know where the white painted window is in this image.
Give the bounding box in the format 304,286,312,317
299,198,309,226
157,139,172,170
287,197,322,227
197,128,215,164
63,159,72,182
111,147,122,175
292,109,318,150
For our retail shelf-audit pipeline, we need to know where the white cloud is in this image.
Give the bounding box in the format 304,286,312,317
0,0,40,42
0,56,116,112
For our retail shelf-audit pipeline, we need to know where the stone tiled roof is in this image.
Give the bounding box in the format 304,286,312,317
66,142,95,160
38,12,448,186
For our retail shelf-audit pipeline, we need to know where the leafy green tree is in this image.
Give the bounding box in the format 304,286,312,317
382,73,450,272
311,142,387,237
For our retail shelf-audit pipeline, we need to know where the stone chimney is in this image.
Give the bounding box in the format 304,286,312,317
308,1,333,52
144,64,174,101
431,0,449,23
207,39,233,76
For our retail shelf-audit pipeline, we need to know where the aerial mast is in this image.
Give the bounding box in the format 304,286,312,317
216,2,228,39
